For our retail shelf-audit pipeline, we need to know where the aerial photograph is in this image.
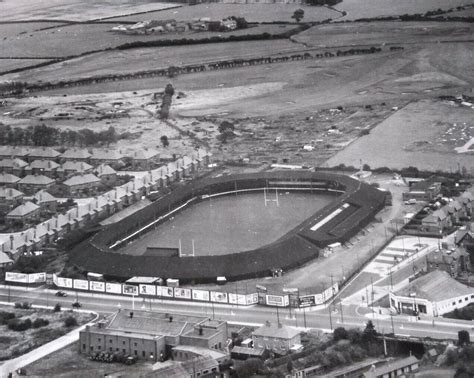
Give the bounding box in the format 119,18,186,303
0,0,473,377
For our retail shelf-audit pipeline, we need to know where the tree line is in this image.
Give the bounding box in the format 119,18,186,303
0,124,123,147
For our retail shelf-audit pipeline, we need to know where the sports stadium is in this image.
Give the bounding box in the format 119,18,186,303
69,171,387,283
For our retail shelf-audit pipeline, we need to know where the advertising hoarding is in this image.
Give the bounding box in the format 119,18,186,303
122,284,138,296
157,286,174,297
139,284,156,296
246,293,258,305
210,291,228,303
56,276,73,288
5,272,28,283
106,282,122,294
174,288,191,299
90,281,105,292
228,293,247,305
28,272,46,283
266,294,289,307
73,279,89,290
298,295,316,307
192,289,210,301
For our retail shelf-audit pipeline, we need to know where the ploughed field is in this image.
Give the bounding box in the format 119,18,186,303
117,191,335,257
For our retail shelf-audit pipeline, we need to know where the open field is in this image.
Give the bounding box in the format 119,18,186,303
1,38,303,82
24,342,154,378
0,0,180,22
0,59,54,74
334,0,473,20
118,192,334,256
108,3,341,23
326,99,474,173
294,21,474,48
0,22,64,43
0,305,93,361
0,22,297,59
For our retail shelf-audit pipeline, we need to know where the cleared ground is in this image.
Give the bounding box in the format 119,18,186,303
108,3,341,23
0,0,180,22
118,191,335,256
326,99,474,173
294,21,474,48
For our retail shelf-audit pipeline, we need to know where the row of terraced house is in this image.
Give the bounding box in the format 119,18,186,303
0,149,211,267
421,188,474,234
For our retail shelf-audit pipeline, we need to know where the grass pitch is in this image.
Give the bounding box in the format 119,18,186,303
118,191,334,257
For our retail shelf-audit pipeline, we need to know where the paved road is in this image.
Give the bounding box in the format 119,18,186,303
1,286,473,342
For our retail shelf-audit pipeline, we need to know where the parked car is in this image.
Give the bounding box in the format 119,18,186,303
55,291,67,297
72,301,81,308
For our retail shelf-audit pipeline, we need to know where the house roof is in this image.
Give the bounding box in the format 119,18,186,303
90,149,124,160
231,346,266,356
131,149,159,160
107,309,206,338
0,158,28,169
0,173,21,183
18,174,55,185
253,322,301,339
7,201,40,217
60,148,91,160
0,146,30,157
28,147,60,158
63,173,101,187
0,187,23,199
364,356,419,378
33,190,56,204
27,159,60,170
394,270,473,302
58,161,93,172
95,164,116,176
172,345,227,360
0,251,12,265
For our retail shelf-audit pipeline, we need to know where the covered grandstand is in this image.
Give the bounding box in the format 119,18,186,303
68,171,387,283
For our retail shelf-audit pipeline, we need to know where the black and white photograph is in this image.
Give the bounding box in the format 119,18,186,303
0,0,473,376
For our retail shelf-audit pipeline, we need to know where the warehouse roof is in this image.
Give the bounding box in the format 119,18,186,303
394,270,473,302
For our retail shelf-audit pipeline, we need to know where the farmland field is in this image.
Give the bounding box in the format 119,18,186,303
108,3,341,23
1,39,305,82
0,59,54,74
0,0,180,22
325,99,474,173
333,0,473,20
0,22,297,59
118,191,335,256
294,21,474,48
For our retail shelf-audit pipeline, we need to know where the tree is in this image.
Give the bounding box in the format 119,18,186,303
160,135,169,148
458,330,471,346
362,320,377,343
64,316,78,327
333,327,348,341
54,303,61,312
286,360,293,372
292,9,305,22
164,83,175,96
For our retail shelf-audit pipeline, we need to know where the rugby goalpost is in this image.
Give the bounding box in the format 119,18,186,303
264,187,279,207
178,238,196,258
